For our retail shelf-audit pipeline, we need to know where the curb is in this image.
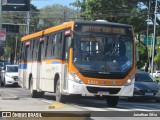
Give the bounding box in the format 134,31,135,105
0,92,19,100
48,102,66,109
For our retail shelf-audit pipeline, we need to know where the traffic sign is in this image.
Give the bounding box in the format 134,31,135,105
2,0,30,11
143,36,157,45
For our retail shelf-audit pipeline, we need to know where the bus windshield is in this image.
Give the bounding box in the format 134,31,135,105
73,34,133,73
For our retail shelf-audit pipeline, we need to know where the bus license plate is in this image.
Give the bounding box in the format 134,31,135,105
145,92,153,96
97,91,109,95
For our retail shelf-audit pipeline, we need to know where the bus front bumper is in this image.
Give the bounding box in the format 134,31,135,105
65,79,134,97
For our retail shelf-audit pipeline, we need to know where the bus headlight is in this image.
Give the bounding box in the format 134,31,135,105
125,75,135,86
71,71,83,84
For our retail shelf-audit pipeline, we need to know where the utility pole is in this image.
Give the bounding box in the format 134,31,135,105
0,0,2,30
14,36,18,64
151,0,158,76
76,0,78,20
147,0,150,72
63,11,66,22
26,11,30,35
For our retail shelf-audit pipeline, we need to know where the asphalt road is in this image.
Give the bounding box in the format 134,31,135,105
0,87,160,119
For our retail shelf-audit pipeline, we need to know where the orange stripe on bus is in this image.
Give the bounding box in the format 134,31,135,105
21,21,74,41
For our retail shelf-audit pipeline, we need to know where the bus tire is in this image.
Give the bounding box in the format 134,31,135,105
56,79,66,103
106,96,119,107
30,78,44,98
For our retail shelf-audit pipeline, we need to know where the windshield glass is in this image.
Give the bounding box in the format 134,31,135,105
6,66,18,72
73,34,133,73
135,73,154,82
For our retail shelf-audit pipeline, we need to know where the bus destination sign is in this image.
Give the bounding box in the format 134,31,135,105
81,25,126,34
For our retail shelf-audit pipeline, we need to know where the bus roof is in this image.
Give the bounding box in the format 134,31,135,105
21,20,131,41
21,21,74,41
74,20,131,27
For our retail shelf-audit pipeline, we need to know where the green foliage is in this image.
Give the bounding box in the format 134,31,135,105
136,42,148,69
37,4,77,31
154,46,160,62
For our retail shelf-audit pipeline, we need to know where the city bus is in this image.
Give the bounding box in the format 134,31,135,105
18,20,136,107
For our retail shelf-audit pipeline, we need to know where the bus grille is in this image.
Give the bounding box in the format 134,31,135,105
86,86,121,94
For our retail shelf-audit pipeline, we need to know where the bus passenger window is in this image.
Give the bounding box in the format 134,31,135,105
64,36,71,60
51,35,56,56
45,37,49,57
53,33,62,58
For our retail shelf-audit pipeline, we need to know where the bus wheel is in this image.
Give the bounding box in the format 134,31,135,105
106,96,119,107
56,79,66,103
30,78,44,98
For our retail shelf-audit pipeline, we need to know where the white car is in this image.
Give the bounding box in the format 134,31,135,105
155,70,160,78
1,65,19,87
151,70,160,78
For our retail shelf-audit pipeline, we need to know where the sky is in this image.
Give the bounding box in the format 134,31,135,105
31,0,77,9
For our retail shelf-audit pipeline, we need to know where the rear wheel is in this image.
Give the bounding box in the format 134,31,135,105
30,78,44,98
55,79,66,103
106,96,119,107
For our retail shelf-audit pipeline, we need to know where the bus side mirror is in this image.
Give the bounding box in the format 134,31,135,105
136,46,139,62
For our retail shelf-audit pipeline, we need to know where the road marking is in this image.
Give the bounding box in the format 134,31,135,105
49,102,66,109
41,100,66,109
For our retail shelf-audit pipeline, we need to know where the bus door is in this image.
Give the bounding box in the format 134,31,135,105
36,38,44,90
23,41,30,88
62,33,72,91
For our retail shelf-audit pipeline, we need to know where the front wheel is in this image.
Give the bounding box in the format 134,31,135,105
106,96,119,107
55,79,66,103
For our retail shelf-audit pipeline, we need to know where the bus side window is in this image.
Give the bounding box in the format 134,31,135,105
64,36,71,61
20,43,24,62
51,34,55,56
45,36,49,57
53,32,62,58
32,39,35,60
33,39,38,60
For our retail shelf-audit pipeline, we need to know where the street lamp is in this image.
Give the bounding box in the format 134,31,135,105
151,0,158,76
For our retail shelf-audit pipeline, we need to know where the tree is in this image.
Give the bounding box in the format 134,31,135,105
136,41,148,69
37,4,77,31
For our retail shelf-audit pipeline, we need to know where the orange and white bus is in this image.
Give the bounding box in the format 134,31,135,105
18,20,136,107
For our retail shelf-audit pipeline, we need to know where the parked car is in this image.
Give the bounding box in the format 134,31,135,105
0,61,11,80
1,65,19,87
126,70,160,102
